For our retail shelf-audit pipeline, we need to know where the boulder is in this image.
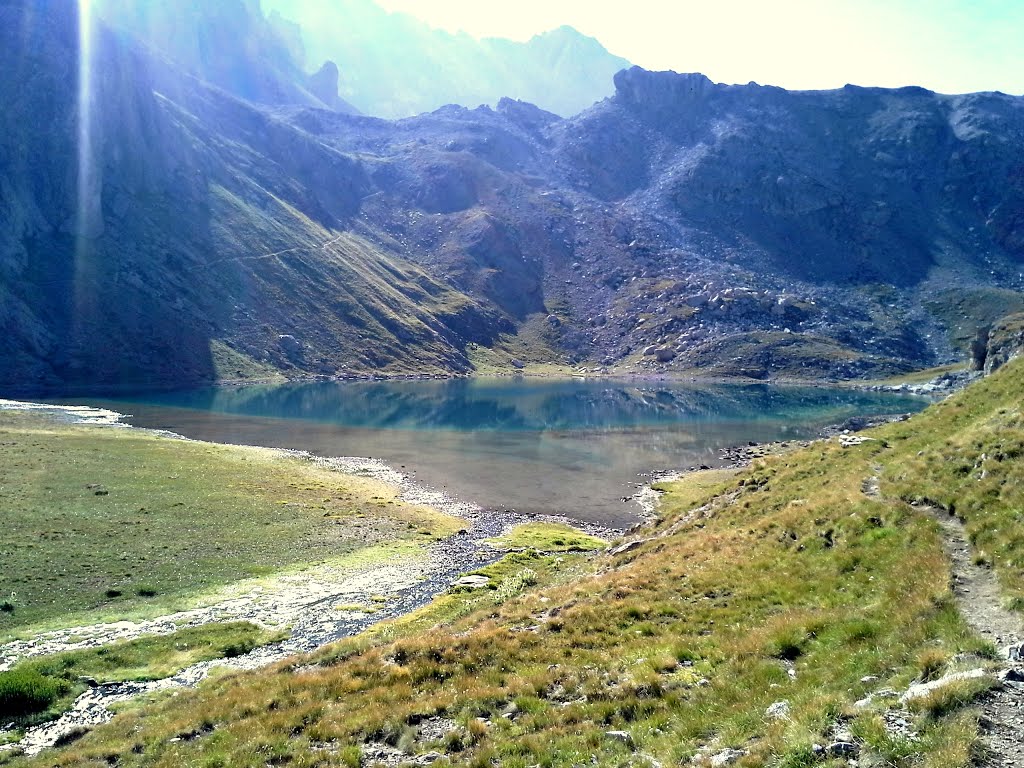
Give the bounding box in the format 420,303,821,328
900,667,989,703
609,539,646,556
604,730,634,748
655,347,677,363
685,293,710,308
277,334,304,363
454,575,490,589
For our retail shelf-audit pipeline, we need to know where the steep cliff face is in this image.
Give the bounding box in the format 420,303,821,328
2,4,1023,392
980,314,1024,374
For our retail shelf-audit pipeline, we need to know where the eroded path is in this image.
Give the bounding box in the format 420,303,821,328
922,506,1024,767
863,450,1024,765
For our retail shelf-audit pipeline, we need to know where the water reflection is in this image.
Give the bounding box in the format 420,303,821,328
74,379,927,527
107,378,926,432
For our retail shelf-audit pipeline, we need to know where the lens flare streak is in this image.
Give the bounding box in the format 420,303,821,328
76,0,97,239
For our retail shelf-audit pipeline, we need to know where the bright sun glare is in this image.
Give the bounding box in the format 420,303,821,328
76,0,96,239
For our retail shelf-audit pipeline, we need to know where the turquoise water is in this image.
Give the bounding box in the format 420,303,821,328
75,378,928,527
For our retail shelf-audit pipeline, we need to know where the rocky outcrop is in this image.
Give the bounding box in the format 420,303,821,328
981,314,1024,374
307,60,351,113
613,67,716,109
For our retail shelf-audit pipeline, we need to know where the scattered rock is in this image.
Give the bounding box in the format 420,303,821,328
838,435,876,448
826,741,859,758
453,575,490,589
416,717,458,742
708,748,747,767
999,667,1024,683
605,730,635,749
764,700,790,720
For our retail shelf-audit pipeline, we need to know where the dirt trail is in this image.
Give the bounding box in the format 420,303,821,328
921,505,1024,767
206,233,347,269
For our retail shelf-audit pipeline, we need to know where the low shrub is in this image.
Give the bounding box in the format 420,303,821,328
0,667,66,719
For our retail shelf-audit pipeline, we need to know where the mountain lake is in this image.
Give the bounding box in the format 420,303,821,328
63,378,928,528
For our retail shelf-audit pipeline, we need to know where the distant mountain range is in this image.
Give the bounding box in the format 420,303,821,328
90,0,631,119
259,0,631,118
1,0,1023,393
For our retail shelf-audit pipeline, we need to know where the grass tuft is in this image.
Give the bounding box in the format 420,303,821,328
487,523,607,552
0,668,67,720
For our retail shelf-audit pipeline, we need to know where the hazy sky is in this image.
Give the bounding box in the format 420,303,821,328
374,0,1024,94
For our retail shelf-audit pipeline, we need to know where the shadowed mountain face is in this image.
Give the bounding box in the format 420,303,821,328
1,3,1023,393
572,69,1024,287
0,1,507,392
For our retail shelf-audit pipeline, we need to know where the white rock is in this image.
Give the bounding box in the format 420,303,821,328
454,575,490,589
900,667,990,703
709,748,747,767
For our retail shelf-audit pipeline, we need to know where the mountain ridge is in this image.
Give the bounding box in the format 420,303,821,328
1,2,1023,393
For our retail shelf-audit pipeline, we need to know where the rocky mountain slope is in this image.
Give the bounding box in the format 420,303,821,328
1,1,1023,393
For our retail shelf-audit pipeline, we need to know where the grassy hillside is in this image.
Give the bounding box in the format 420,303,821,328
14,360,1024,766
0,412,459,636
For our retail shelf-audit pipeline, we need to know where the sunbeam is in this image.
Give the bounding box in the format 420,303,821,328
76,0,99,239
73,0,103,355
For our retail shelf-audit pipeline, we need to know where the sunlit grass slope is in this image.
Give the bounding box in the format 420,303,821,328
0,412,460,636
16,359,1024,766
